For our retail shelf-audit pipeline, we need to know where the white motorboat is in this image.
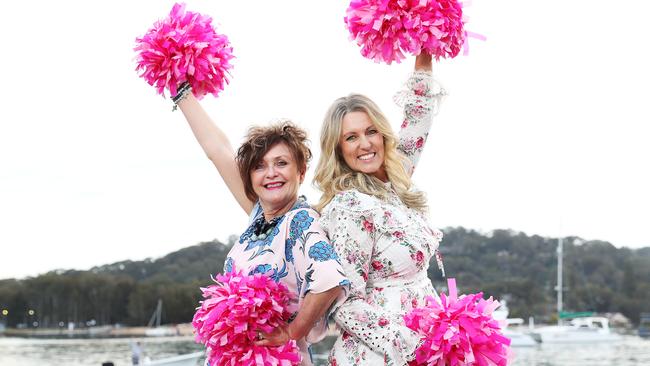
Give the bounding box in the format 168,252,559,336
492,301,538,347
533,316,621,344
144,351,204,366
501,319,538,347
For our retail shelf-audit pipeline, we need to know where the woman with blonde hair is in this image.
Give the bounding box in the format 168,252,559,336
314,53,446,366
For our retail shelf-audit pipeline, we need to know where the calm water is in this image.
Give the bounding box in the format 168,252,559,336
0,335,648,366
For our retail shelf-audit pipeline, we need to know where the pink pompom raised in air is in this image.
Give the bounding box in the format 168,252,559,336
135,3,234,98
403,278,511,366
192,270,301,366
344,0,468,64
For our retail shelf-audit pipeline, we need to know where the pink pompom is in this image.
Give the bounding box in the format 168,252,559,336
135,3,234,98
403,278,511,366
344,0,467,64
192,270,301,366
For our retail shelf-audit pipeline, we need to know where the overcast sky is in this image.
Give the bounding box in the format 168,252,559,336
1,1,649,280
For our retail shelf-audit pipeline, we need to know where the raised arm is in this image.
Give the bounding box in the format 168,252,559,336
176,94,254,214
396,53,446,175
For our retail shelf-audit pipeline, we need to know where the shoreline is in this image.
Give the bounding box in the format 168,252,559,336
1,323,194,339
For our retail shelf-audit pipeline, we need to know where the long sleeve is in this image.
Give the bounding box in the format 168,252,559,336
321,193,421,366
395,71,446,174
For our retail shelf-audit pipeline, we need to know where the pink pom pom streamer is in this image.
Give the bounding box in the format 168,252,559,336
403,278,511,366
135,3,234,98
192,270,301,366
344,0,471,64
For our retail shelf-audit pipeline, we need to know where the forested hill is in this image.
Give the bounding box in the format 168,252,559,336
1,229,648,329
431,228,650,324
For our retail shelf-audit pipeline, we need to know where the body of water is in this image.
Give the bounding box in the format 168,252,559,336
0,335,648,365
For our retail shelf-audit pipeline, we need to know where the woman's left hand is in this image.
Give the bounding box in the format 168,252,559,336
254,325,292,347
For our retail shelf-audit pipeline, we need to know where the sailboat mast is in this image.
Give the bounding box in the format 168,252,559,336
557,237,563,325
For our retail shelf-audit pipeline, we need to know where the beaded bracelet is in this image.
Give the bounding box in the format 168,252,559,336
171,82,192,111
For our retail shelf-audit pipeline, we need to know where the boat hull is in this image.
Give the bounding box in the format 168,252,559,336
534,326,622,344
146,351,204,366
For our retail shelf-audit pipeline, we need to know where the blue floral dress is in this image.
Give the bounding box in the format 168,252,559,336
321,71,446,366
224,197,350,366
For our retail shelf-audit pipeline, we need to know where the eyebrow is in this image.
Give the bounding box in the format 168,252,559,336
263,154,292,162
342,125,376,137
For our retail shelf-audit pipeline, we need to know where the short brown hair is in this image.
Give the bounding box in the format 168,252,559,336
236,120,312,202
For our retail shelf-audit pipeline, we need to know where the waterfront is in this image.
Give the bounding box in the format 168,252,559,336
0,335,649,366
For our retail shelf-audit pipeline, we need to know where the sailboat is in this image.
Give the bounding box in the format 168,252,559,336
139,299,205,365
531,237,622,344
145,299,178,337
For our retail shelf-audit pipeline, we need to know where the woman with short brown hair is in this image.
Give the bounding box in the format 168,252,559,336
173,93,349,365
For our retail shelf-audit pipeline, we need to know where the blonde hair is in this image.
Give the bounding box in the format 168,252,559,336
314,94,427,212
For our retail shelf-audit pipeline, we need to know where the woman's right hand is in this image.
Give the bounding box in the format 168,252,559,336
254,324,292,347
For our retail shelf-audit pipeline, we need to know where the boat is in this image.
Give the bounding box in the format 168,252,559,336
145,299,178,337
530,237,622,343
492,301,538,347
534,316,621,343
144,351,204,366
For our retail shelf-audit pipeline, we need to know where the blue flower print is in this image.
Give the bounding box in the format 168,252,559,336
308,241,339,262
270,260,288,282
285,210,314,263
238,224,255,244
249,264,272,276
304,266,314,292
295,272,304,294
224,257,234,273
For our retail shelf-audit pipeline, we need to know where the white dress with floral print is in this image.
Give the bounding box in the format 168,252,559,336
321,71,446,366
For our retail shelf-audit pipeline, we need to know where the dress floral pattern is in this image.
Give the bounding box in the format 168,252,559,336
321,71,446,366
225,197,350,366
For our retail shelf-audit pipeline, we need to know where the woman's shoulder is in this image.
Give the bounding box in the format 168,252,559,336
283,197,321,223
322,189,380,216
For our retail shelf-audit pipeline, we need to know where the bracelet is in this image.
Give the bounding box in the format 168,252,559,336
171,82,192,111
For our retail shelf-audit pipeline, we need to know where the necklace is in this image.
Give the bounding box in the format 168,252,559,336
250,216,282,241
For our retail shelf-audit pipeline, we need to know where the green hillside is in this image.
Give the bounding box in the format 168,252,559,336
1,229,648,329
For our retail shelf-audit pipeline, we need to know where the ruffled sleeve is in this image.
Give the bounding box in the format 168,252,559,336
284,207,350,343
394,70,446,174
320,191,422,366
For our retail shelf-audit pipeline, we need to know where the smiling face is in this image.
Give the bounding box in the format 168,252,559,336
339,111,387,181
250,142,304,215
